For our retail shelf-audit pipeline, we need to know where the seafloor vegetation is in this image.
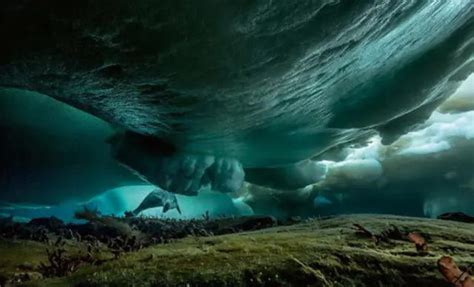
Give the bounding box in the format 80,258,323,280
0,214,473,287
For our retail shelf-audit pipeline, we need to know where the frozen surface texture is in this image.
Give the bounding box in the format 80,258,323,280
0,1,473,194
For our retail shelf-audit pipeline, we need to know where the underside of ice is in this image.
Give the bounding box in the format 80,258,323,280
0,1,472,218
111,132,245,195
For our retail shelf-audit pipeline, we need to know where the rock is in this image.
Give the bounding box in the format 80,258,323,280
0,216,14,227
215,215,277,234
287,216,303,225
13,272,43,282
27,216,65,230
17,262,35,271
437,212,474,223
0,273,8,286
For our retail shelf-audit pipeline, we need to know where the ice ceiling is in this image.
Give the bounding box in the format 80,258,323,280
0,1,473,220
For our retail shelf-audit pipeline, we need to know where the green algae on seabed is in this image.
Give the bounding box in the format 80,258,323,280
2,215,473,287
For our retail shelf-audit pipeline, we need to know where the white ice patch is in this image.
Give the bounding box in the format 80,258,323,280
398,111,474,155
310,74,474,189
330,159,383,181
398,141,451,155
313,137,385,186
344,136,385,161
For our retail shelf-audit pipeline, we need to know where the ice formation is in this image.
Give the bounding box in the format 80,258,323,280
0,1,472,218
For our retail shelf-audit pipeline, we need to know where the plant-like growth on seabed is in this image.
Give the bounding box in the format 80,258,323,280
39,238,81,277
74,206,135,238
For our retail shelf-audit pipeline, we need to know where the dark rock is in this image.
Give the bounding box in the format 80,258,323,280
0,215,14,226
17,262,35,271
27,216,64,230
0,273,7,286
214,216,277,234
437,212,474,223
286,216,303,225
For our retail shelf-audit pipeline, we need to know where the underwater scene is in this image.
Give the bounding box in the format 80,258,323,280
0,1,473,286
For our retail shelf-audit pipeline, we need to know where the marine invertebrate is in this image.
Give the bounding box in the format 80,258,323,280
407,232,428,253
438,256,474,287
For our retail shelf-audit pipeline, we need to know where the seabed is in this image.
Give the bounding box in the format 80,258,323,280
0,214,473,287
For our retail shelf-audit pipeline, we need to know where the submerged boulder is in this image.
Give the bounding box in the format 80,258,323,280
438,212,474,224
27,216,64,230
